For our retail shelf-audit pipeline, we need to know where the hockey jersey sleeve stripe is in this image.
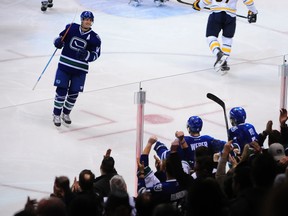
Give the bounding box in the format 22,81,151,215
88,50,100,62
85,51,91,62
243,0,254,6
200,0,211,7
144,170,160,188
243,0,257,13
210,7,237,14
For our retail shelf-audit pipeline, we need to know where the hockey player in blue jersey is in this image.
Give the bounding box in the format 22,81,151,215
228,107,259,154
154,116,226,171
52,11,101,127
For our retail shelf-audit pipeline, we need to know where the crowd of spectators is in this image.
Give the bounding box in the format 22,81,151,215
14,108,288,216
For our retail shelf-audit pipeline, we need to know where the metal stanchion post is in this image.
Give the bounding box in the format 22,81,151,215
280,55,288,109
134,83,146,196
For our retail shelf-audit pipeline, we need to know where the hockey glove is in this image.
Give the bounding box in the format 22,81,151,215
76,49,89,61
54,37,64,49
192,0,201,11
248,11,257,23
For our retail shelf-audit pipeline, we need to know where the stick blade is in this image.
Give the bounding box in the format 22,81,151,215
207,93,230,138
206,93,225,108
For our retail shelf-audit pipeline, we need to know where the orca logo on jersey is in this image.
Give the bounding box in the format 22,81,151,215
153,183,163,192
70,36,88,51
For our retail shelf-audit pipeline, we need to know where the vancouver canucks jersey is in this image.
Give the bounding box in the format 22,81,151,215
199,0,257,17
58,23,101,74
184,135,225,166
138,156,186,205
154,135,225,168
138,178,186,204
228,123,259,153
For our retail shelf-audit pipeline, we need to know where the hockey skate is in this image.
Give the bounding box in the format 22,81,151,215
62,113,72,124
53,114,61,127
41,0,53,12
220,61,230,75
154,0,167,6
129,0,141,7
214,49,226,72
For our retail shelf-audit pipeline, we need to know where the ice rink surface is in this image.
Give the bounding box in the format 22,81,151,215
0,0,287,215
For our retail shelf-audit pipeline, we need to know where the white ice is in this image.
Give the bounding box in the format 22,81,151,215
0,0,287,215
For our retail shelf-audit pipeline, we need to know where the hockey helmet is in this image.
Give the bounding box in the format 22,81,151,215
81,11,94,22
229,107,246,125
187,116,203,133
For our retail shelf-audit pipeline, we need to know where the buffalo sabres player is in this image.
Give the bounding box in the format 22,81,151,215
52,11,101,127
154,116,226,172
192,0,258,74
228,107,260,154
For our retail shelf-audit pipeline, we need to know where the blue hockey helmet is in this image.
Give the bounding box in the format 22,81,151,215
187,116,203,133
229,107,246,125
81,11,94,22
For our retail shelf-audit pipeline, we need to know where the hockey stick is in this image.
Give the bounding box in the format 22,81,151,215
176,0,248,19
32,13,77,90
176,0,193,6
207,93,229,139
32,48,57,90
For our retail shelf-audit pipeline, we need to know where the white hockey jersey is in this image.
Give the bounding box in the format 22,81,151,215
199,0,258,17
